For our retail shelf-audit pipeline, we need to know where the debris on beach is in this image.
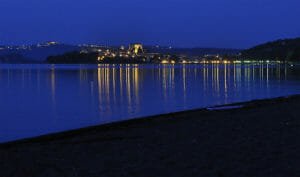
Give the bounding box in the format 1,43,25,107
206,105,244,111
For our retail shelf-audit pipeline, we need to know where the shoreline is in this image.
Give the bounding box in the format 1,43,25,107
1,94,299,176
0,61,299,65
1,94,299,146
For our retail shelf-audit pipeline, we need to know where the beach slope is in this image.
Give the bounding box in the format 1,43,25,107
0,95,299,177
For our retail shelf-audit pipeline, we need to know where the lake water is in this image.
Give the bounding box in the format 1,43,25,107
0,64,300,143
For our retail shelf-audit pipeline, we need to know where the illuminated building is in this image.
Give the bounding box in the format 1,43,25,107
44,41,59,46
129,44,144,54
98,56,105,61
48,41,57,45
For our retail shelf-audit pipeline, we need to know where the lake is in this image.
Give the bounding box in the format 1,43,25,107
0,63,299,143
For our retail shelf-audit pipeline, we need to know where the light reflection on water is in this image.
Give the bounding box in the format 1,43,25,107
0,64,299,142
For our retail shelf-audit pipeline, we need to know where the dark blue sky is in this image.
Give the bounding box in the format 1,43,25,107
0,0,299,48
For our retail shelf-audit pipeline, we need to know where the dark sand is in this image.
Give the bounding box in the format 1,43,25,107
0,95,300,177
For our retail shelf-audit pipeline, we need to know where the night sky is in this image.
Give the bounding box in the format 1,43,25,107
0,0,299,48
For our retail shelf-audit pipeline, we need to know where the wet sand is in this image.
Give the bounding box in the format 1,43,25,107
0,95,299,177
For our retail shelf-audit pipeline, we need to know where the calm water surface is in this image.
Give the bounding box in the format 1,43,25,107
0,64,300,142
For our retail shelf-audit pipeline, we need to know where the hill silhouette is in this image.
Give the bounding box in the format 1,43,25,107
241,38,300,61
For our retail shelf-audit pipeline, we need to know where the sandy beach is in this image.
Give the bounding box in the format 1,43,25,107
0,95,299,177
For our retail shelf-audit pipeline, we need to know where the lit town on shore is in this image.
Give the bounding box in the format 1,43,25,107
1,41,286,64
80,43,184,63
79,43,284,64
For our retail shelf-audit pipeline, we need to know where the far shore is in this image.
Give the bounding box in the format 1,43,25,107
0,95,299,176
0,60,299,65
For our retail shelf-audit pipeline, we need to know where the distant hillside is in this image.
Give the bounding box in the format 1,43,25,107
47,51,99,64
0,54,41,64
146,47,241,56
0,43,82,62
241,38,300,61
